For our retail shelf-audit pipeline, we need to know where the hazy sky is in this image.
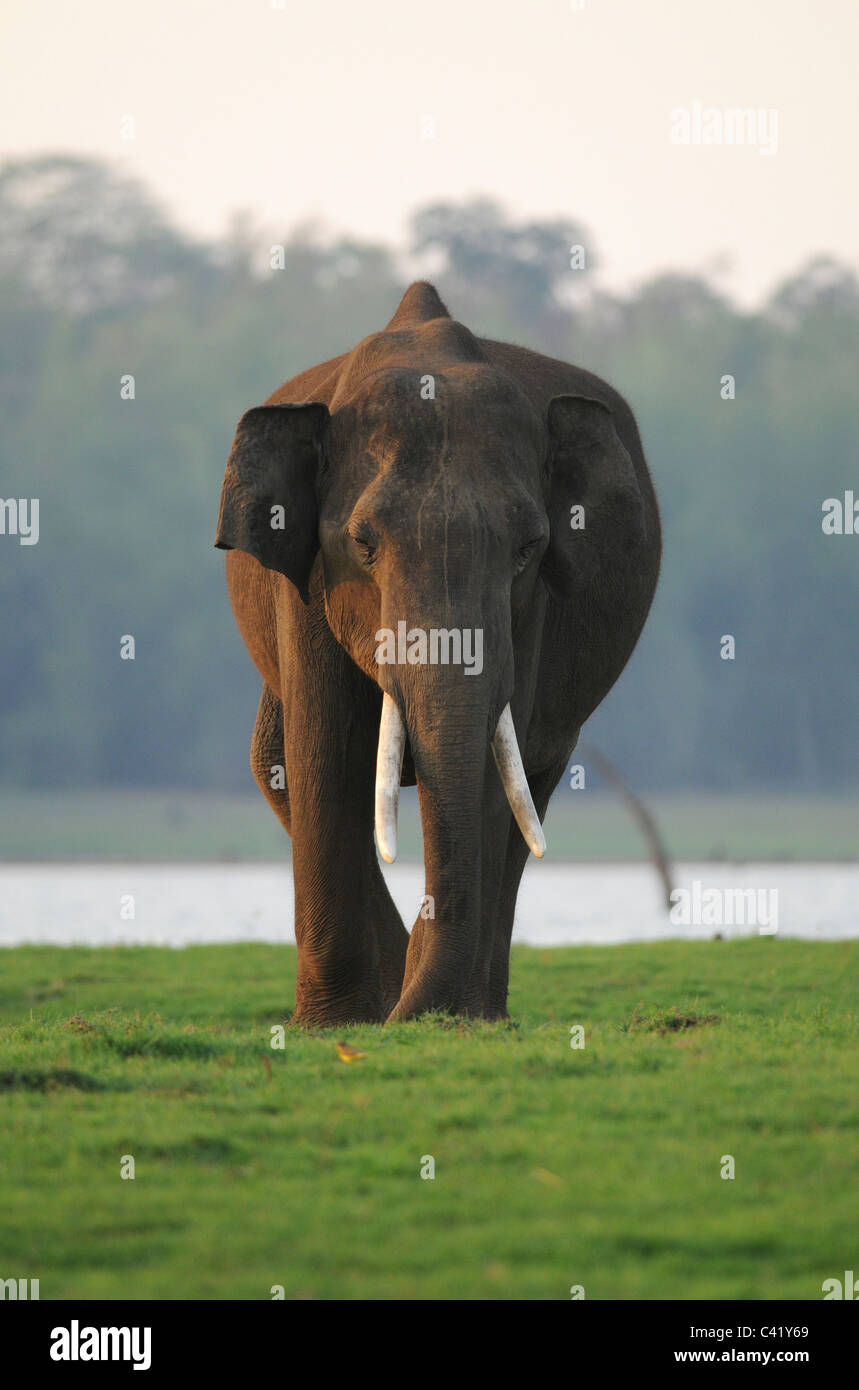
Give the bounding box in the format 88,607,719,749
2,0,856,304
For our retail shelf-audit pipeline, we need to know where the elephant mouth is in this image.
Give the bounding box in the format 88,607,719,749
373,692,546,864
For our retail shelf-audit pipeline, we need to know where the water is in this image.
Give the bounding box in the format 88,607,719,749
1,862,856,947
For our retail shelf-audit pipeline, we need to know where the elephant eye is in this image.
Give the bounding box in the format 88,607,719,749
514,537,543,574
348,522,378,566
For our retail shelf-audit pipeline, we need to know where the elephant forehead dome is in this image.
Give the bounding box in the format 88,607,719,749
335,364,541,472
330,322,486,404
383,280,451,328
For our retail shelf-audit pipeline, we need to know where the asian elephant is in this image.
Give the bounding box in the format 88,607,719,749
215,282,661,1025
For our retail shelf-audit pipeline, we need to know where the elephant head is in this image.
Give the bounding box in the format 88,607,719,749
216,298,646,1016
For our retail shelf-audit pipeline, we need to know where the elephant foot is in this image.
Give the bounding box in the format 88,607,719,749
291,1002,387,1028
385,970,473,1023
386,995,508,1024
292,978,388,1028
385,969,451,1022
387,930,512,1022
387,962,511,1023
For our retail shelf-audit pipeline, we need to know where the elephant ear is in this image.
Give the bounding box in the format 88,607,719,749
542,394,645,601
215,402,329,600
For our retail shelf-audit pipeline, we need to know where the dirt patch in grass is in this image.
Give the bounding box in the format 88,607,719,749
0,1068,105,1092
624,1008,722,1035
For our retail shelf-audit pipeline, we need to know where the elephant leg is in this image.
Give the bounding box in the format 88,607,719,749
250,680,405,1010
250,684,290,835
278,579,408,1027
484,758,568,1018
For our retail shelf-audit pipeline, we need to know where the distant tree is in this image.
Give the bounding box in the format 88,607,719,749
623,272,731,326
409,197,592,348
0,160,857,796
0,154,217,315
766,255,859,327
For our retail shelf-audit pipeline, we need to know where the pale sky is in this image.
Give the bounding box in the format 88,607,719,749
1,0,856,304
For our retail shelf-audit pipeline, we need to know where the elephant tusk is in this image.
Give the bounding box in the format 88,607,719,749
491,704,546,858
375,692,406,863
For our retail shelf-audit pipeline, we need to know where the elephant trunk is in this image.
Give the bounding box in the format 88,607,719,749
375,667,544,1020
394,677,490,1018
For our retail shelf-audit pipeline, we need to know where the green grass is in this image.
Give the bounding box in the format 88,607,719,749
0,939,856,1300
1,789,857,860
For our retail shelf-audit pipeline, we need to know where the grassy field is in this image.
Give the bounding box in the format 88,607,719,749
0,939,856,1300
1,788,857,861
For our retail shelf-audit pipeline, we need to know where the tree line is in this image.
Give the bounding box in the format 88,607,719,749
1,154,856,794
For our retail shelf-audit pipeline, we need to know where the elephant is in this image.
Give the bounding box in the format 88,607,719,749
215,282,661,1025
